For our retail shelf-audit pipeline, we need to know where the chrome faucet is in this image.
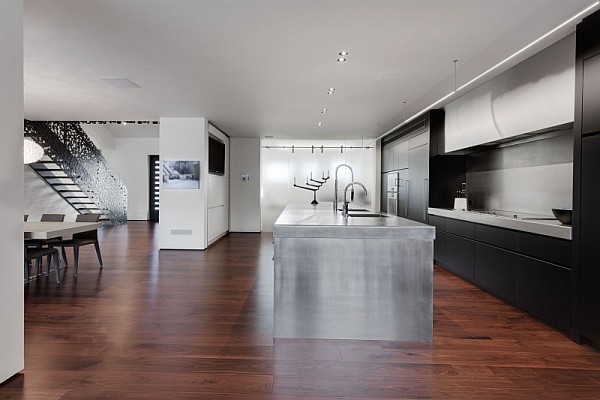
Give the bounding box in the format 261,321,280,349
334,163,354,212
342,181,367,218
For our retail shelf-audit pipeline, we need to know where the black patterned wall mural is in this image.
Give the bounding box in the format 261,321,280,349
25,120,128,225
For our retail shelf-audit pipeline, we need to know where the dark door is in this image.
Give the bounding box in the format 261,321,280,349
149,155,159,222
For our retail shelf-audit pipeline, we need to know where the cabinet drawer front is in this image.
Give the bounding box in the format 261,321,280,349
474,243,517,303
518,232,571,267
434,231,446,265
428,215,446,231
445,218,475,239
517,255,571,333
475,224,518,252
444,234,474,280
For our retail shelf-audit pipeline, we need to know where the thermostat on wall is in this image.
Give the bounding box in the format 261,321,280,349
241,174,250,182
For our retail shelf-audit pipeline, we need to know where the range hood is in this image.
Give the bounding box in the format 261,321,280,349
444,34,575,153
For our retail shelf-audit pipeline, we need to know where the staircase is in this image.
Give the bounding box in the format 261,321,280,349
25,121,127,225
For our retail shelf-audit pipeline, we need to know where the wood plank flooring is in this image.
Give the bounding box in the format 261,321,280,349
2,222,600,399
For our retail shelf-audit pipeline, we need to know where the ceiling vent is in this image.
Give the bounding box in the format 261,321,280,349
100,78,140,88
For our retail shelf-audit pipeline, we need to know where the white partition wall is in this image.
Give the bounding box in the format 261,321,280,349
207,124,229,243
261,139,376,232
0,0,24,384
230,138,261,232
159,118,208,250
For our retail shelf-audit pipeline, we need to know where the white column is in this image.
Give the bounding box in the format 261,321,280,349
158,118,208,250
0,0,25,384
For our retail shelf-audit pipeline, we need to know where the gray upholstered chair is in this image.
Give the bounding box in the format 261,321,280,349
51,213,103,276
26,213,66,275
24,246,61,284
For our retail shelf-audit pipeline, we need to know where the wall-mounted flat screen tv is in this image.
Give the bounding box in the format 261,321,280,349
208,136,226,175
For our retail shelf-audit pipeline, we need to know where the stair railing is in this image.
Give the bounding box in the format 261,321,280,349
24,120,128,225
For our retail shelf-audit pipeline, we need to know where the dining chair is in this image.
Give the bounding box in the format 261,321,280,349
24,246,61,284
51,213,103,276
26,213,66,276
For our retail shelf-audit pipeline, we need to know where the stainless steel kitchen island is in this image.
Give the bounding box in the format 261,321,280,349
273,202,435,341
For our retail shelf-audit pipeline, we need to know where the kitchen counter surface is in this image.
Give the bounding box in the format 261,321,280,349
428,207,572,240
274,202,434,239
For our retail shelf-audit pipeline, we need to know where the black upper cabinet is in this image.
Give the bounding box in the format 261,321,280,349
582,54,600,135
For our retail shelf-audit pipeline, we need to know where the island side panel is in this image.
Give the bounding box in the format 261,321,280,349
274,236,433,341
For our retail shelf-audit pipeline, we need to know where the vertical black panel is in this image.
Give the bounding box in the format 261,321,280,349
578,133,600,342
582,54,600,135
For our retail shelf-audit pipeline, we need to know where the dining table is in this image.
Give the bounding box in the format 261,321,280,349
24,221,102,240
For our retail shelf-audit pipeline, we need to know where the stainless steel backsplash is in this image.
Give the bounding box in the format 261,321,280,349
466,130,573,215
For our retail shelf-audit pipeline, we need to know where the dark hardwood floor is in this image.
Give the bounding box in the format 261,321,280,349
2,222,600,399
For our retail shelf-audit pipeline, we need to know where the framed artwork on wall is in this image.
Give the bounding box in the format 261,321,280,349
162,160,200,189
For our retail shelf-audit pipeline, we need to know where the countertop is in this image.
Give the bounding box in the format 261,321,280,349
428,208,572,240
274,202,434,240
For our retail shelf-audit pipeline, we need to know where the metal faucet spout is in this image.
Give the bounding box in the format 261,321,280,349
334,163,354,212
342,181,367,217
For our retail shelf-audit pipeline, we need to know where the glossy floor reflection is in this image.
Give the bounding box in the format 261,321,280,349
2,222,600,399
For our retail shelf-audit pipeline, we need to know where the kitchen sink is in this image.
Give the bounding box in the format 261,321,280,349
348,213,390,218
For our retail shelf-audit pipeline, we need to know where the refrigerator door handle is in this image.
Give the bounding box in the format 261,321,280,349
424,178,429,222
405,179,410,218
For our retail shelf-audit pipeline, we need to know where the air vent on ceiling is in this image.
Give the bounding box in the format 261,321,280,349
100,78,140,89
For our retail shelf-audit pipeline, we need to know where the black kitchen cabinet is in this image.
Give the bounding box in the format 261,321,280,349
434,230,446,265
573,10,600,348
518,255,571,333
577,133,600,343
445,233,474,280
474,242,517,303
430,214,571,333
582,54,600,135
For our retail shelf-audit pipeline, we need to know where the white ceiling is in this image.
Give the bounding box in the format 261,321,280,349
23,0,599,139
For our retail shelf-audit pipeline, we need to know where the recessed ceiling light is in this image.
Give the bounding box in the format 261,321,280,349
337,57,347,62
339,51,348,56
329,87,335,91
322,108,328,114
327,91,334,95
121,121,127,125
318,122,322,127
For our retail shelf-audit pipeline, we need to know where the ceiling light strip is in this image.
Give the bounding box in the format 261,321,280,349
456,1,599,92
376,1,599,142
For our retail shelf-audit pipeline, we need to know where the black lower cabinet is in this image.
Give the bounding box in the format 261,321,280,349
430,214,572,334
444,233,474,280
474,243,517,303
434,231,446,265
517,255,571,333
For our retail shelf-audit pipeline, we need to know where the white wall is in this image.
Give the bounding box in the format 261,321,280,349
159,118,208,250
24,166,79,221
207,124,229,243
261,139,376,232
230,138,261,232
0,0,24,384
103,137,159,220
